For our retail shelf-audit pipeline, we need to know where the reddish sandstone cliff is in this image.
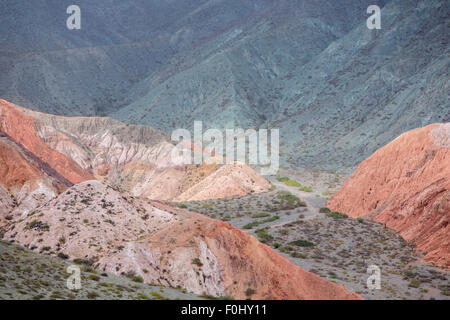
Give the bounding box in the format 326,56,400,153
0,100,94,184
327,124,450,268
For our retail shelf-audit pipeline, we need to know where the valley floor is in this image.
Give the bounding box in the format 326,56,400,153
176,168,450,300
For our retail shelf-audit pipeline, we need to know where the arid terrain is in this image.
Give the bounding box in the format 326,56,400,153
0,0,448,302
179,173,449,300
0,100,360,300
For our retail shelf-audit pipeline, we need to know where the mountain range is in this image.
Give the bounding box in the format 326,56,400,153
2,0,447,171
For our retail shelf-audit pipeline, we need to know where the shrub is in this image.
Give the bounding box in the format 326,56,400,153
357,218,364,223
409,279,421,288
299,186,313,192
245,288,256,297
326,211,348,219
319,207,331,213
255,229,273,243
262,216,280,223
58,237,66,244
191,258,203,267
277,192,306,208
441,289,450,296
150,292,165,299
137,293,150,300
57,252,69,260
87,291,99,299
290,252,307,259
243,222,260,229
132,275,144,283
26,220,50,231
277,177,289,182
88,274,100,281
252,212,270,218
285,179,301,187
329,272,338,279
177,204,188,209
289,239,315,247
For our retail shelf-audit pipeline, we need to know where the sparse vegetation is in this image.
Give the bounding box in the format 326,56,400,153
326,211,348,219
285,179,301,187
191,258,203,267
409,279,421,288
131,276,144,283
57,252,69,260
289,239,315,247
245,288,256,297
252,212,270,218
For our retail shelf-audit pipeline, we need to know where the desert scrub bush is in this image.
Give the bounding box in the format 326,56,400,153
57,252,69,259
299,186,313,192
262,216,280,223
73,258,90,265
192,258,203,267
326,211,348,219
242,222,260,229
285,179,301,187
177,203,188,209
357,218,364,223
277,177,290,182
440,289,450,296
58,237,66,244
87,291,99,299
82,265,97,274
290,252,307,259
245,288,256,297
150,292,165,300
81,198,92,205
277,192,306,208
88,274,100,281
255,228,273,243
26,220,50,231
137,293,150,300
409,279,421,288
319,207,331,213
328,272,338,279
289,239,315,247
322,190,330,196
131,275,144,283
252,212,270,218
